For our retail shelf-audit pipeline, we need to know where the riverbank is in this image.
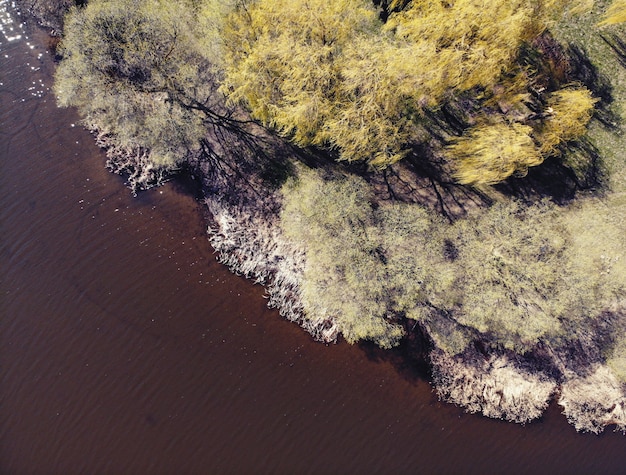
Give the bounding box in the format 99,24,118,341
8,4,626,474
183,129,626,432
20,0,626,433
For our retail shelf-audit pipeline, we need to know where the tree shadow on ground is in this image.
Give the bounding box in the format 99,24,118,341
601,33,626,70
192,117,315,213
365,143,494,221
495,138,609,204
566,44,620,131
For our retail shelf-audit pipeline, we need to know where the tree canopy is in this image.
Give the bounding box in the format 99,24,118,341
281,168,626,353
54,0,601,185
221,0,595,177
54,0,224,169
448,87,597,185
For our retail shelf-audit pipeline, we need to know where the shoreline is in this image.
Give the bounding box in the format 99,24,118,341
19,1,626,434
77,78,626,434
193,145,626,433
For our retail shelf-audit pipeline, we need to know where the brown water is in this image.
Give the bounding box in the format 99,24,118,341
1,4,626,474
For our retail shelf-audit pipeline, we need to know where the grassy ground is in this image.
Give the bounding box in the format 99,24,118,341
553,0,626,194
553,3,626,380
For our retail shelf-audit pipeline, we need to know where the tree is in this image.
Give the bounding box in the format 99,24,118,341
536,87,597,156
383,0,564,93
600,0,626,25
280,163,626,355
54,0,600,187
222,0,575,171
447,123,543,185
446,86,596,185
280,167,405,349
221,0,387,162
54,0,225,177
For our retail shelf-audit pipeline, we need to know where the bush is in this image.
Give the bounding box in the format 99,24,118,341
280,168,405,348
281,170,626,355
536,87,597,156
54,0,223,168
450,199,626,352
448,123,543,185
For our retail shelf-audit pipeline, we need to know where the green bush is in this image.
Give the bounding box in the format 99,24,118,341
281,168,405,348
281,169,626,355
54,0,222,167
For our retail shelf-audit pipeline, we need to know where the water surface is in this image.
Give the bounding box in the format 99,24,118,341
1,3,626,473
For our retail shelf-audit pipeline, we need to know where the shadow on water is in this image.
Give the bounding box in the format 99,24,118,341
170,163,206,201
357,324,434,385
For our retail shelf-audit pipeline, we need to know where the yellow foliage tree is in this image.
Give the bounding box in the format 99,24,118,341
536,87,597,155
222,0,573,169
599,0,626,25
325,36,419,167
447,85,596,185
448,123,543,185
221,0,379,142
383,0,566,94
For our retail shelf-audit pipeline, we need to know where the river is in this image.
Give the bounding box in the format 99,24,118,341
1,2,626,474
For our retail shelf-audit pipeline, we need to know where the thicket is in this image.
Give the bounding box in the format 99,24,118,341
221,0,598,182
54,0,231,180
54,0,603,186
51,0,626,375
281,168,626,355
